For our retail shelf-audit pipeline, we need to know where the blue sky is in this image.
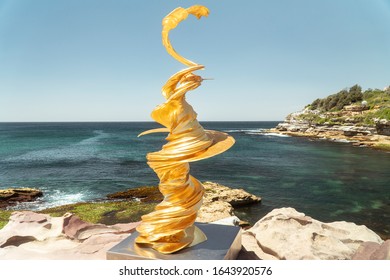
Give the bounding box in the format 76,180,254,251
1,0,389,122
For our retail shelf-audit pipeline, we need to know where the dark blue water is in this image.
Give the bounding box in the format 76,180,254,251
0,122,389,237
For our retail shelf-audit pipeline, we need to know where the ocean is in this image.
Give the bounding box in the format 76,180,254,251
0,122,389,237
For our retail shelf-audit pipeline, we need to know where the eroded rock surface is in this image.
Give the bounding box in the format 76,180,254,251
0,211,139,260
244,207,384,260
197,182,261,223
1,207,387,260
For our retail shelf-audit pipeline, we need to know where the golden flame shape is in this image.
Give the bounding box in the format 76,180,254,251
135,5,235,254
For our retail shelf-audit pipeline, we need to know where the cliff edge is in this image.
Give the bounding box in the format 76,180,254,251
271,85,390,150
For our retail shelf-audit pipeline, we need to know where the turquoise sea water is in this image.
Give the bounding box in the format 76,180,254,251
0,122,389,237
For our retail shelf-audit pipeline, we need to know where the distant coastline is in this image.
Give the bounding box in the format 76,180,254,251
269,85,390,151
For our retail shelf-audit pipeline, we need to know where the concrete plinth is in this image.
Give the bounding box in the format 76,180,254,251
106,223,241,260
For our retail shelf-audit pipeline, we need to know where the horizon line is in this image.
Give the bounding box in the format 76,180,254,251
0,120,283,123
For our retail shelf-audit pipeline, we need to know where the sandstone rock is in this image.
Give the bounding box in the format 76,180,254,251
371,240,390,260
107,182,261,207
1,208,386,260
0,211,64,247
351,241,381,260
343,104,365,112
352,240,390,260
0,188,43,208
62,212,93,239
196,182,261,223
375,118,390,136
106,182,260,224
202,181,261,207
62,212,138,241
247,207,383,260
196,200,234,223
237,231,278,260
0,211,138,260
276,123,309,132
75,233,128,255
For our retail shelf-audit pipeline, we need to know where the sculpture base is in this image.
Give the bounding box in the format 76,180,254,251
106,223,241,260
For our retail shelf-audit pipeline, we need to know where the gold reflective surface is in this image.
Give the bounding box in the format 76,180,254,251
135,5,235,254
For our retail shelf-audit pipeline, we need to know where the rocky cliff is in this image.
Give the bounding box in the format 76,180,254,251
271,86,390,150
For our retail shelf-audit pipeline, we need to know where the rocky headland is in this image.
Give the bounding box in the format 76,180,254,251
270,85,390,150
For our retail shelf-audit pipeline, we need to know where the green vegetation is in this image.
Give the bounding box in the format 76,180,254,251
0,210,13,229
363,88,390,107
39,200,157,225
373,143,390,151
303,85,390,126
0,200,157,230
309,84,363,111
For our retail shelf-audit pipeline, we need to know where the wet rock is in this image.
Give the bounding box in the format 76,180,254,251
0,188,43,208
107,186,163,203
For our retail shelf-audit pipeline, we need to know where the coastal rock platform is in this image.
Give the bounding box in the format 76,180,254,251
270,104,390,150
270,123,390,150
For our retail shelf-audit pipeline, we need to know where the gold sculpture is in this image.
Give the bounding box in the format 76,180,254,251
135,5,235,254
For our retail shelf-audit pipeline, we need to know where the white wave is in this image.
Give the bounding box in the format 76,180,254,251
332,139,352,143
223,129,291,137
43,191,85,208
7,190,88,211
245,132,264,135
263,133,291,138
224,129,266,133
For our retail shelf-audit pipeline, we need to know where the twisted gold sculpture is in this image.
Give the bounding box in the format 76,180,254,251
135,5,235,254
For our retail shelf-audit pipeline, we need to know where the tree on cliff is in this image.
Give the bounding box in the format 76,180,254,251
310,84,363,111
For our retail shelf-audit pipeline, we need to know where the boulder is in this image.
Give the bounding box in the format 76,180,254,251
202,181,261,207
246,207,383,260
0,188,43,208
375,119,390,136
196,200,234,223
196,182,261,223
